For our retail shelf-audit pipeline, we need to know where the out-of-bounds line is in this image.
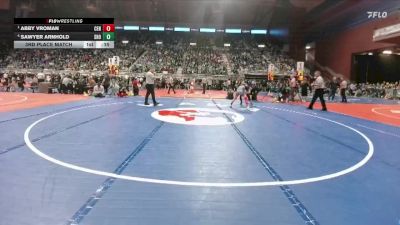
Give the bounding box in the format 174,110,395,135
356,124,400,138
67,122,165,225
212,99,319,225
0,103,128,155
0,99,113,124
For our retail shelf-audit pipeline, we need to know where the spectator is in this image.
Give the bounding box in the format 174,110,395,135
92,82,105,97
339,78,348,103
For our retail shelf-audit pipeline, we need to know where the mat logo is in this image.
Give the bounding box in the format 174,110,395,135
151,108,245,126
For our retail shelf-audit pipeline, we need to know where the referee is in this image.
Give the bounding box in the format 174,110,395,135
144,67,159,106
307,70,327,111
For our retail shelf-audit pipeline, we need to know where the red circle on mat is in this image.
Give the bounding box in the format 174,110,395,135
0,94,28,106
372,107,400,120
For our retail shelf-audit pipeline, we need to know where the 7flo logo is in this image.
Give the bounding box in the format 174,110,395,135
367,11,388,19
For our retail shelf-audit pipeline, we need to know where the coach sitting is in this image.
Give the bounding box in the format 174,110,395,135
92,82,105,98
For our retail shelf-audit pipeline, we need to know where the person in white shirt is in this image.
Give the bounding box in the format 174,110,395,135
339,78,348,103
92,82,105,98
349,83,356,96
108,77,120,96
230,81,246,107
37,72,45,82
307,71,327,111
207,78,213,90
31,76,38,89
144,68,159,106
62,76,73,94
289,75,297,101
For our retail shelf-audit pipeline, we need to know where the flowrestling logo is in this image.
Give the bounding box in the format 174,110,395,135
151,108,245,126
367,11,388,19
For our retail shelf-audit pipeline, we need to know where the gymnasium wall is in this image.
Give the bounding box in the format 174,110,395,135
314,12,400,80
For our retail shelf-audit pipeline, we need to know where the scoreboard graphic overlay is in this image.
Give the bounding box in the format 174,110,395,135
14,18,114,49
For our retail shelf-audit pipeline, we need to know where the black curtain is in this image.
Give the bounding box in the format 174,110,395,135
352,54,400,83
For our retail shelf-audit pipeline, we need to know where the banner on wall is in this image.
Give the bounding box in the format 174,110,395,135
267,64,274,81
296,61,304,81
108,56,120,75
112,56,120,66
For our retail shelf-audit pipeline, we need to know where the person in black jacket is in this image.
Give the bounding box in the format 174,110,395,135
328,78,339,101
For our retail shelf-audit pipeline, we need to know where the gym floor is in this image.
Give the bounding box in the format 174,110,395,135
0,91,399,225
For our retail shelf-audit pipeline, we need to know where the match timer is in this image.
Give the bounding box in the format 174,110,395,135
13,18,115,49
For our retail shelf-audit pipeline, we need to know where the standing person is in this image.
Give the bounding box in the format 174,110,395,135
230,81,245,108
244,83,253,109
328,77,339,101
167,76,176,94
340,78,348,103
144,68,159,106
9,77,17,92
161,76,166,90
250,80,258,101
31,76,38,92
17,77,25,92
202,77,207,94
102,74,110,95
132,77,139,96
279,80,290,103
189,78,195,93
300,79,310,98
308,71,327,111
226,79,231,91
2,74,9,92
207,78,213,90
289,75,297,101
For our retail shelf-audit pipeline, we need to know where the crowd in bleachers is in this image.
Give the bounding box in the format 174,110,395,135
0,34,298,76
228,40,268,73
183,48,227,75
2,42,145,71
132,44,184,74
346,81,400,100
0,35,399,100
227,39,297,75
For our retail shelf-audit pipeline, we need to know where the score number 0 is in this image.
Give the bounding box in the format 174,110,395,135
102,24,115,32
